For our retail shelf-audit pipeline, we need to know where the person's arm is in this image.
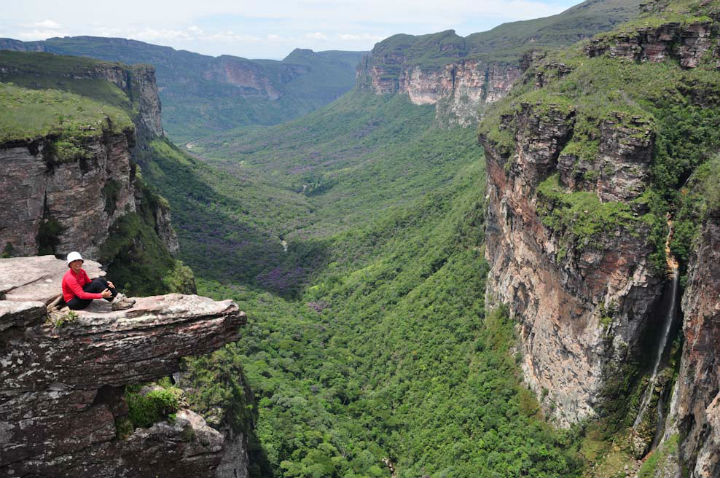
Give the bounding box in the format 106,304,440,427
66,274,103,300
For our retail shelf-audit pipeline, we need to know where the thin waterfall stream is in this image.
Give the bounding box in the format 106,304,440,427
633,217,680,431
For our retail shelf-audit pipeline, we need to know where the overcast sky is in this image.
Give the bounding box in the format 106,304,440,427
2,0,582,60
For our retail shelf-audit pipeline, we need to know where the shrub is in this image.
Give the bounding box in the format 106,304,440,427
125,384,184,429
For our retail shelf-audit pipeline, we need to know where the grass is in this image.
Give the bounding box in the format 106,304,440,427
0,82,132,143
537,174,640,252
637,434,680,478
125,381,184,429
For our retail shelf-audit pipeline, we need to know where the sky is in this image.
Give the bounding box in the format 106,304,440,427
2,0,582,60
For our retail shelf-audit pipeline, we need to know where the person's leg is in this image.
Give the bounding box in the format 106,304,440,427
83,277,118,302
66,297,92,310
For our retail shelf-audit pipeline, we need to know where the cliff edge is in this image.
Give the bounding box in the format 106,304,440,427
0,256,246,478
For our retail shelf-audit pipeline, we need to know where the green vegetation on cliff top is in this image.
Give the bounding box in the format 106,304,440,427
365,0,643,71
0,82,132,143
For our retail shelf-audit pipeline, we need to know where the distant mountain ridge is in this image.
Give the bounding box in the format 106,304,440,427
357,0,643,125
0,36,365,142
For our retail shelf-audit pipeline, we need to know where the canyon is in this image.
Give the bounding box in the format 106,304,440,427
1,0,719,476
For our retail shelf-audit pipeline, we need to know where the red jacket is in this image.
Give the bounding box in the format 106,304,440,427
62,269,103,303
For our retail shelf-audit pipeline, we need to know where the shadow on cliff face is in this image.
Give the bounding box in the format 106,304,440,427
634,276,684,377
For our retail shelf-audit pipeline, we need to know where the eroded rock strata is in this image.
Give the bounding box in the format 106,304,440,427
662,214,720,478
0,127,136,258
480,101,663,426
358,52,520,126
480,5,720,474
0,257,246,478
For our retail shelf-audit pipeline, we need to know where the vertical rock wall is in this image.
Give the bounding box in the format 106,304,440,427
663,214,720,478
358,55,521,126
0,128,136,258
480,102,663,426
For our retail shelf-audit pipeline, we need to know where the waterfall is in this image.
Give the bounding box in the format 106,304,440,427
633,217,680,430
633,270,679,429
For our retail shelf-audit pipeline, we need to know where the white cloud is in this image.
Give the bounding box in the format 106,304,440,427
338,33,384,42
305,32,328,41
15,29,68,40
29,19,61,29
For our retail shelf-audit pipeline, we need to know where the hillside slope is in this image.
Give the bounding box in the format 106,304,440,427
0,36,365,142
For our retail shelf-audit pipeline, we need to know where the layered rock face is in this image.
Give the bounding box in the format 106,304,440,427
585,19,718,69
358,54,520,126
480,103,663,426
0,55,177,259
662,214,720,478
0,256,246,478
205,56,307,100
480,10,720,477
0,127,136,258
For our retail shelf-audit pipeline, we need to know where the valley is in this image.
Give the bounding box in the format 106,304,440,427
1,0,719,477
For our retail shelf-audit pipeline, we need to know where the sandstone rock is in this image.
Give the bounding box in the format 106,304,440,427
585,20,715,69
662,215,720,478
0,256,246,478
0,127,136,259
358,55,521,126
480,86,663,427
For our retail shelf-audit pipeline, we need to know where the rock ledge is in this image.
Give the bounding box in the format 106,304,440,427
0,256,245,478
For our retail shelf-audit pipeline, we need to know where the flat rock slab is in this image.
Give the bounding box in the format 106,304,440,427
70,293,244,333
0,300,46,331
0,255,104,304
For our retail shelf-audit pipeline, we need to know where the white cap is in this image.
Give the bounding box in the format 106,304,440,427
66,251,84,264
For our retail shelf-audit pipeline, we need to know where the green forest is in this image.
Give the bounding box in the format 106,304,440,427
136,92,582,476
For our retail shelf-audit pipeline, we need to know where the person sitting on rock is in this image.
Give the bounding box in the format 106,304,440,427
62,251,136,311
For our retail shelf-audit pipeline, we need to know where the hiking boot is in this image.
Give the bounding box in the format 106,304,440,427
111,294,136,311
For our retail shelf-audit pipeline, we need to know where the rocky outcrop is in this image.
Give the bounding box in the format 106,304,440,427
585,19,719,69
480,101,664,426
358,52,520,126
127,64,164,137
661,214,720,478
204,56,308,100
0,127,136,258
0,256,246,478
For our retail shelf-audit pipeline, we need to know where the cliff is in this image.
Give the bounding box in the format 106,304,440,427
666,213,720,478
357,0,642,125
0,256,245,478
1,123,136,258
481,99,662,426
356,31,520,126
479,0,720,472
358,46,520,126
